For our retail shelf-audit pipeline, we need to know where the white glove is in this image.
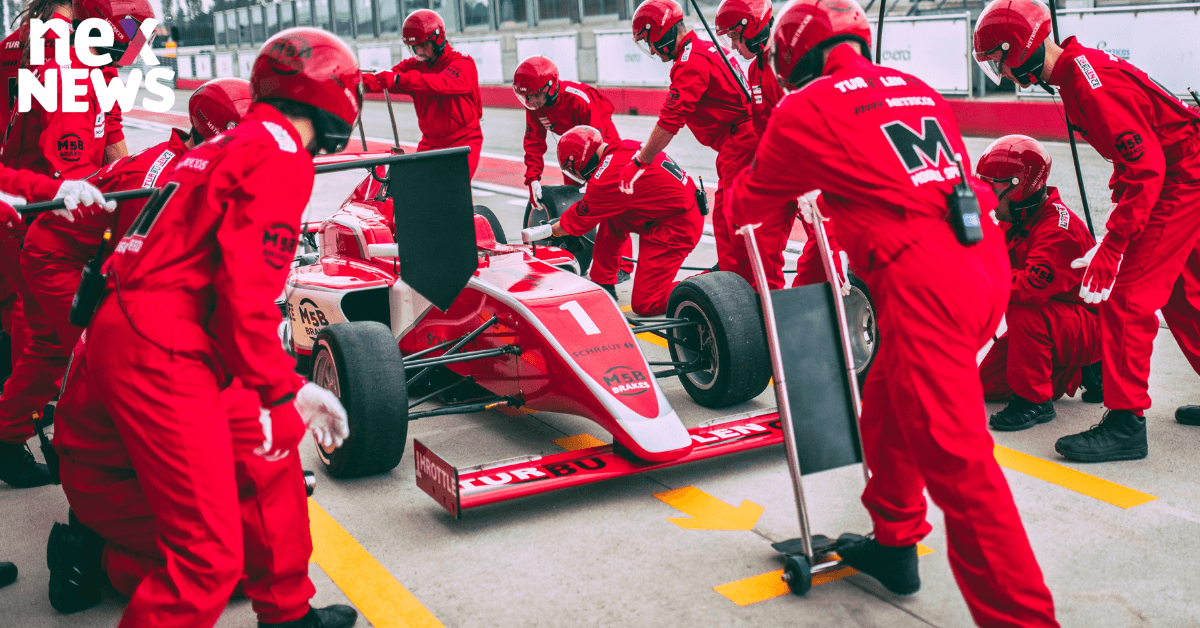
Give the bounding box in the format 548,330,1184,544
797,189,823,224
836,250,852,297
296,382,349,449
1070,238,1125,305
55,180,116,221
528,180,543,210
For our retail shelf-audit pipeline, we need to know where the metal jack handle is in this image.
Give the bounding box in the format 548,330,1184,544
737,222,816,564
382,89,402,148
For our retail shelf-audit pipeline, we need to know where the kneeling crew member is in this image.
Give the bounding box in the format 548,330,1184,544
731,0,1059,623
552,126,703,315
976,135,1102,431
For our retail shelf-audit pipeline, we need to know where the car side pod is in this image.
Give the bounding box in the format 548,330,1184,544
736,220,870,597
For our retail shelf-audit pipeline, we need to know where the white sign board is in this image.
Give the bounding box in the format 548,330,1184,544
194,55,213,79
594,29,672,86
357,43,393,73
868,14,971,93
176,55,194,79
215,53,234,78
1055,6,1200,96
456,37,504,83
237,53,254,78
515,32,578,82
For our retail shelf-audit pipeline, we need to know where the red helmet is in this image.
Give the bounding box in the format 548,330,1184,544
973,0,1052,87
74,0,155,61
557,126,606,185
976,134,1052,220
771,0,872,90
403,9,447,57
512,56,561,110
251,28,363,154
189,78,252,141
632,0,685,60
715,0,773,55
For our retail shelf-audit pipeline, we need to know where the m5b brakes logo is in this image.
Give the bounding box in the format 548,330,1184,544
603,365,650,396
293,298,330,339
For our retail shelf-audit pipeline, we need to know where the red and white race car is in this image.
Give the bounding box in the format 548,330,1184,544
282,147,875,517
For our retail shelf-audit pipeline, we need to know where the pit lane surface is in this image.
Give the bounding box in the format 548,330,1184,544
3,96,1199,627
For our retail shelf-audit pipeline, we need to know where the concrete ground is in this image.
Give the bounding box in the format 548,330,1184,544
2,96,1197,627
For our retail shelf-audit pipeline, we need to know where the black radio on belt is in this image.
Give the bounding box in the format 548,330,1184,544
695,176,709,216
69,229,111,328
947,155,983,245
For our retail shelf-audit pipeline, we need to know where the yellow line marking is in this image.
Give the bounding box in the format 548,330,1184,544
655,486,764,530
553,433,607,451
309,499,445,628
621,306,671,348
715,545,934,606
994,445,1157,509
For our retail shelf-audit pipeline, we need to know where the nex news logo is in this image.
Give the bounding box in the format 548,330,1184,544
17,18,176,114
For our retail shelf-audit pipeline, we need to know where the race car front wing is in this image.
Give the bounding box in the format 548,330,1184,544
414,410,784,518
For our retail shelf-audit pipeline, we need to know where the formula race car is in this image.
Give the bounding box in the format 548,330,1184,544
281,147,875,517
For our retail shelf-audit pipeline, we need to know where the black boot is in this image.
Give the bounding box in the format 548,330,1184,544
989,396,1056,432
616,269,632,284
1080,361,1103,403
0,562,16,588
47,518,105,613
1055,410,1148,462
0,441,52,488
259,605,358,628
1177,406,1200,426
835,533,919,596
598,284,617,300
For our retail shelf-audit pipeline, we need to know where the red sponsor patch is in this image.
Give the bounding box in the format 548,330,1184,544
56,133,85,163
1026,262,1055,290
262,223,297,270
446,66,460,79
1115,131,1145,162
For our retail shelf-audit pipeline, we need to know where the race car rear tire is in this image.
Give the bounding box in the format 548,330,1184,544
845,273,877,384
311,321,408,478
473,205,507,244
667,272,771,408
522,185,594,272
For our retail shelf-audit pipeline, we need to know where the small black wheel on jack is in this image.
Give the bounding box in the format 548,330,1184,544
303,470,316,497
781,555,813,596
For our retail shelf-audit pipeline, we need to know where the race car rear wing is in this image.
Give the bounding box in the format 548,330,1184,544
414,410,784,518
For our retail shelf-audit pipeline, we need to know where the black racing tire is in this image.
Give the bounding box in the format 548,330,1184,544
473,205,507,244
310,322,408,478
845,272,878,384
666,272,772,408
522,185,594,272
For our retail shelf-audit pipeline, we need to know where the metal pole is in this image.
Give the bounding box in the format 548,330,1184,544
1189,88,1200,108
874,0,885,64
1048,0,1096,237
382,89,402,147
737,223,814,564
358,114,368,151
687,0,752,103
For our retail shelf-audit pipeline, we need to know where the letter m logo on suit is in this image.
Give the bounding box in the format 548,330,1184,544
881,117,954,173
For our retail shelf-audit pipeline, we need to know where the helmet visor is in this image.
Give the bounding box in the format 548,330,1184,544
974,48,1006,86
634,35,658,59
512,85,547,110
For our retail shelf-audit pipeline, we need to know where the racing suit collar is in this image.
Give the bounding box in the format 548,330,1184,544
673,30,700,63
1047,36,1081,88
246,102,307,150
168,128,191,151
823,42,870,76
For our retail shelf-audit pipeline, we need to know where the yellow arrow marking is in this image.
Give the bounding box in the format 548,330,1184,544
553,433,607,451
714,545,934,606
994,445,1156,508
309,499,445,628
655,486,765,531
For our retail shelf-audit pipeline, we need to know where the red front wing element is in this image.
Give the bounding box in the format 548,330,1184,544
415,411,784,517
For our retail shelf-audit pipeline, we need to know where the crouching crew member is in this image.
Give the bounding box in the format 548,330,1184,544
975,0,1200,461
50,28,360,628
552,126,703,315
363,9,483,177
976,135,1102,430
731,0,1060,624
627,0,755,278
513,55,635,282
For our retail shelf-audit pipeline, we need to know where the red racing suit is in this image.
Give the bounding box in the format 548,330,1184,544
560,140,703,315
374,48,483,177
729,45,1058,626
979,187,1101,403
0,130,192,448
1049,37,1200,413
57,103,315,628
656,31,755,277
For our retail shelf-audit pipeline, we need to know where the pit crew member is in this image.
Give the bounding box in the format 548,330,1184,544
551,126,702,315
975,135,1102,431
628,0,755,278
975,0,1200,461
730,0,1059,623
50,28,360,628
363,9,483,177
513,55,634,284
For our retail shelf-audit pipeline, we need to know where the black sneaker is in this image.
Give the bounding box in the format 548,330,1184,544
0,562,15,588
835,533,919,596
0,441,52,488
1080,361,1103,404
989,396,1056,432
1177,406,1200,426
1055,410,1148,462
47,520,105,613
259,605,358,628
616,269,632,284
598,284,617,300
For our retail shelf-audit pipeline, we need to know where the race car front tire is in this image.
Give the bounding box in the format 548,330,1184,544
667,272,771,408
473,205,507,244
311,321,408,478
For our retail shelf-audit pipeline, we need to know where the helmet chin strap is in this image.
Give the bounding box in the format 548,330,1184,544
1012,43,1054,95
1009,187,1046,223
